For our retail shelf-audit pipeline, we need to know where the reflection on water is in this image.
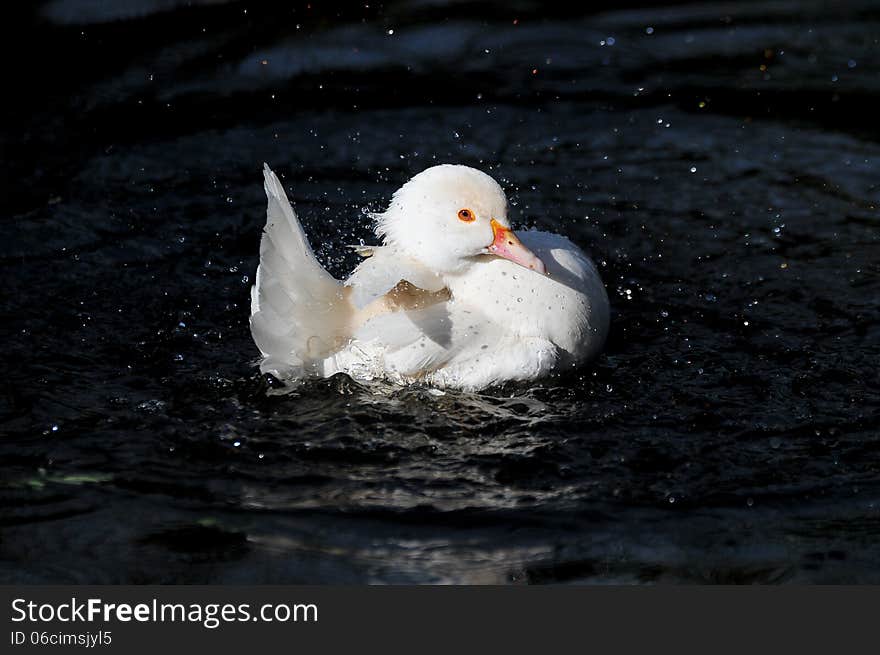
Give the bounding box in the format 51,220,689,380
2,0,879,583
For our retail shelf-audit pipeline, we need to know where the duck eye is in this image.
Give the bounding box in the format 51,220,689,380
458,208,475,222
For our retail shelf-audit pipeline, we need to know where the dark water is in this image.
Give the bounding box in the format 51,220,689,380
2,0,879,583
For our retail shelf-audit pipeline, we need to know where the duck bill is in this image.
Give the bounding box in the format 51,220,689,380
488,219,548,275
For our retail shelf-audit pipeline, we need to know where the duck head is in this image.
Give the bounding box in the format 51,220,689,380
373,164,547,277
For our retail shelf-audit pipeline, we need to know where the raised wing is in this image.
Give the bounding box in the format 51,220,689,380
250,164,349,376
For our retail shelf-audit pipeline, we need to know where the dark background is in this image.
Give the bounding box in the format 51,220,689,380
1,0,879,583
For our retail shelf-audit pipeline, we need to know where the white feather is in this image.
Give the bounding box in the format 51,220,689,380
249,164,350,376
345,247,445,309
321,301,559,391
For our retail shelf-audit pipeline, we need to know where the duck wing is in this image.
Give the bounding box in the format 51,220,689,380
328,300,559,390
344,246,446,309
337,302,502,377
250,165,351,377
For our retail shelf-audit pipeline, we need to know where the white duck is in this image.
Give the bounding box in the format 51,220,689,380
250,164,609,392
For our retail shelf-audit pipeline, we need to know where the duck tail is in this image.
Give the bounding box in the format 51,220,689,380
249,164,351,378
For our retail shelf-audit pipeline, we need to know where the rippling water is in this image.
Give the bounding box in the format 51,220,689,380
2,0,879,583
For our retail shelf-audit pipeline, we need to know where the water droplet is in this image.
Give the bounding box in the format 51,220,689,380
137,399,166,413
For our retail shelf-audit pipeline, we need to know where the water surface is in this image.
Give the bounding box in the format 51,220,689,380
2,0,879,583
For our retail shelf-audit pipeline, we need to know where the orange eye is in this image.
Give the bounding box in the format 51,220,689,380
458,208,475,222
